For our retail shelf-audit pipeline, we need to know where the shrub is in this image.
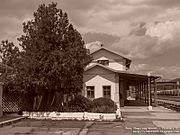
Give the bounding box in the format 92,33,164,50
91,97,117,113
67,95,93,112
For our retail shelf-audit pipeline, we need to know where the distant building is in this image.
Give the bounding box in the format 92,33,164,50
156,78,180,91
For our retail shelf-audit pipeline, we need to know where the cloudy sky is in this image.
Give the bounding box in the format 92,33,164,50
1,0,180,79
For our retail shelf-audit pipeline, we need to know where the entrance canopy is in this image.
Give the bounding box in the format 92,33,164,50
117,71,160,86
85,63,160,86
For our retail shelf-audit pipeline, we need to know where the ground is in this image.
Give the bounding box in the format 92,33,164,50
0,119,85,135
0,115,19,123
87,120,164,135
0,106,180,135
87,106,180,135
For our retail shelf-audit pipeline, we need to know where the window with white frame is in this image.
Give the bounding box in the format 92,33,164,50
97,60,109,66
86,86,95,99
103,86,111,98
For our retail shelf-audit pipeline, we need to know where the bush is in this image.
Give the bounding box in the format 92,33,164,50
91,98,117,113
67,95,93,112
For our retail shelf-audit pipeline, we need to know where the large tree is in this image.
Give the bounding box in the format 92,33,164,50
1,2,92,111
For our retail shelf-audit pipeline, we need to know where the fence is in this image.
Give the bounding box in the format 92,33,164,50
2,91,33,113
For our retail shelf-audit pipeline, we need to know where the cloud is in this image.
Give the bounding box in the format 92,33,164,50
130,63,180,79
146,0,180,8
1,0,180,42
110,20,180,59
0,0,39,19
60,0,162,36
146,20,180,40
1,0,180,57
85,41,102,53
59,0,180,35
0,17,22,42
83,32,120,45
156,8,180,21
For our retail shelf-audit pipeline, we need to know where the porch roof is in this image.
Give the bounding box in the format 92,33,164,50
85,64,160,86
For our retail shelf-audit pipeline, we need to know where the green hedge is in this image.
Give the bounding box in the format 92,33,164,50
91,97,117,113
65,96,117,113
66,95,93,112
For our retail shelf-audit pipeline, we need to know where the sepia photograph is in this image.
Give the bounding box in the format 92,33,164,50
0,0,180,134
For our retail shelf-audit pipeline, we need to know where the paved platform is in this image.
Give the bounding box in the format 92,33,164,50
122,106,180,135
87,106,180,135
121,106,180,120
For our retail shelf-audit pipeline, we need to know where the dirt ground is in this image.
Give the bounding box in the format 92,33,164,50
0,119,85,135
0,116,19,122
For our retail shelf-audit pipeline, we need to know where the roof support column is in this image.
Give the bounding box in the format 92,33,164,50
177,81,180,96
141,83,143,101
139,84,141,101
150,78,152,106
144,81,146,104
146,80,149,105
142,82,145,103
135,86,138,100
153,78,157,106
119,77,125,107
148,75,152,110
140,83,143,100
138,84,140,100
115,73,120,107
148,77,151,106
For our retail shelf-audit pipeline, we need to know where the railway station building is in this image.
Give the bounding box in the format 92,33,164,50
83,46,159,107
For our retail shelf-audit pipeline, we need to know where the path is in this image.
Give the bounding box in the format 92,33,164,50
87,106,180,135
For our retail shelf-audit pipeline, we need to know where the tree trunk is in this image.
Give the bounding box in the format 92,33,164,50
33,96,37,110
33,95,43,110
51,93,55,106
37,95,42,110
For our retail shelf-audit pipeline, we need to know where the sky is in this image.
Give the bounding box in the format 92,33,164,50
0,0,180,79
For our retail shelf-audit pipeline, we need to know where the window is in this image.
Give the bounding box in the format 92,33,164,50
103,86,111,98
97,60,109,66
87,86,95,99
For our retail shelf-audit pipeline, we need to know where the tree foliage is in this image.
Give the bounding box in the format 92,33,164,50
0,40,20,90
1,2,92,110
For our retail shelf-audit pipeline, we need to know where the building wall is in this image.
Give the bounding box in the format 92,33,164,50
83,66,119,104
88,56,125,71
89,49,126,71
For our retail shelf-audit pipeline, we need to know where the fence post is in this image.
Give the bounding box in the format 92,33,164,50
0,82,3,117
